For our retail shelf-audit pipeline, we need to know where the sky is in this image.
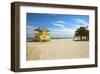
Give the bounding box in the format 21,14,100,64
26,13,89,38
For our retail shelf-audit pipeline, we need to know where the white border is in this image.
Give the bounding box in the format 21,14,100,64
20,6,95,68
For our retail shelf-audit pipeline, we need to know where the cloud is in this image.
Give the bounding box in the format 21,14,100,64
50,31,74,38
50,21,74,38
51,20,66,27
56,21,65,24
27,25,35,38
49,28,74,36
52,23,64,27
75,19,89,27
51,20,74,32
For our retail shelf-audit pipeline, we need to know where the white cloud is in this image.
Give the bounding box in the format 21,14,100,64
27,25,35,38
51,20,66,27
75,19,89,27
56,21,65,24
50,21,75,38
51,20,73,32
52,23,64,27
50,31,74,38
27,25,33,29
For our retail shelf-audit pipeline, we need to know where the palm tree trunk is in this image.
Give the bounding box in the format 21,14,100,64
86,36,87,40
86,36,89,41
87,36,89,40
80,36,82,40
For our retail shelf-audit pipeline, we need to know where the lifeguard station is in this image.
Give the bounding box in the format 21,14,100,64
34,27,50,42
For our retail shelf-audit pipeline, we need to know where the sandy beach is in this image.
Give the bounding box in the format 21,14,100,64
26,39,89,60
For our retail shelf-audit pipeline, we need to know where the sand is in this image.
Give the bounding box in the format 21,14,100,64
26,39,89,60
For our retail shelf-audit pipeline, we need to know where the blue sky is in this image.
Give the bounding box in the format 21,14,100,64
27,13,89,38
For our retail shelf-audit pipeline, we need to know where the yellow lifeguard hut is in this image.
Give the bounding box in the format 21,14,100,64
34,27,50,42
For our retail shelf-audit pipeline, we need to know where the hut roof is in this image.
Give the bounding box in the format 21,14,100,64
34,27,49,32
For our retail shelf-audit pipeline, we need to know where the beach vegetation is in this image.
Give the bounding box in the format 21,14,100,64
73,26,89,41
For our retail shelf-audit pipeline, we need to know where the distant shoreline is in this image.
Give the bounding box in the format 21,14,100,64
27,38,73,42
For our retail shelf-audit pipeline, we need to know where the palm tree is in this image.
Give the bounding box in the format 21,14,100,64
73,26,89,41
